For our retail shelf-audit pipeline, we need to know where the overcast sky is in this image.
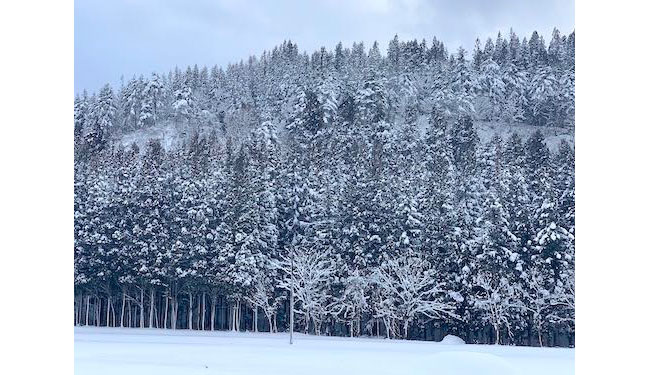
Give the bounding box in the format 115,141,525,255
74,0,574,94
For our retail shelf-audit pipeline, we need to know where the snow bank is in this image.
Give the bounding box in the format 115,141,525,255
439,334,465,345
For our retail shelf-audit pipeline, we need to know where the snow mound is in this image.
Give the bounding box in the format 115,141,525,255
429,351,519,375
439,334,465,345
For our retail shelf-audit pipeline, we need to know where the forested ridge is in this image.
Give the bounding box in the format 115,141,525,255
74,29,575,347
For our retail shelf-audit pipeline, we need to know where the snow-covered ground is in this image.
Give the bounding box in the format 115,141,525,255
75,327,574,375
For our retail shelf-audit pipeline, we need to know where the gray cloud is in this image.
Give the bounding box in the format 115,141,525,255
75,0,574,94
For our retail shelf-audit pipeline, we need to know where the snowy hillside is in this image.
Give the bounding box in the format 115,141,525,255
475,121,573,151
75,327,575,375
114,119,574,152
115,121,212,150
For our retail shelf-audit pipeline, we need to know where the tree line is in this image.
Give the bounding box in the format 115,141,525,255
74,28,574,155
74,29,574,347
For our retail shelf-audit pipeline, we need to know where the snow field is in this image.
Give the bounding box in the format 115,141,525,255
75,327,574,375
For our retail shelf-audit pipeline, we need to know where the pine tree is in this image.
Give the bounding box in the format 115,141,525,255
86,84,116,150
421,108,458,271
139,73,164,128
121,77,144,130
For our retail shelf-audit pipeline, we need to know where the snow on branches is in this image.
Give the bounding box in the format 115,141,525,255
373,254,459,339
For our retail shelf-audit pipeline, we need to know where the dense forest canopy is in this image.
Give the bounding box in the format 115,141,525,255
74,29,575,347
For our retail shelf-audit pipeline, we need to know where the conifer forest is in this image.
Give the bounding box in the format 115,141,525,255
74,29,575,347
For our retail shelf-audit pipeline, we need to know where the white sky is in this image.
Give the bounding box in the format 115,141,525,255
75,0,575,94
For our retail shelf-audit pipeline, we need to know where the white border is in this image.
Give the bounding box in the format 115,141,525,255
4,1,650,374
577,0,649,373
2,0,73,373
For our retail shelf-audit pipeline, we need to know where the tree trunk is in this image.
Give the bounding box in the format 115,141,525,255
95,296,100,326
198,293,202,330
231,304,236,331
235,303,239,331
127,299,131,327
164,295,169,329
105,296,111,328
120,292,126,328
189,293,193,330
140,289,145,328
79,294,84,326
112,298,117,327
149,289,155,328
74,295,78,326
78,294,82,326
172,295,177,330
85,295,90,326
236,301,241,331
201,292,206,331
171,296,175,329
383,318,389,339
153,296,159,329
210,296,216,331
74,294,79,326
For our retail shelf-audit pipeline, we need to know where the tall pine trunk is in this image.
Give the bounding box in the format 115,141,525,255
210,296,216,331
74,294,79,326
201,292,206,330
231,304,236,331
95,296,100,326
188,293,193,330
173,295,178,330
140,289,145,328
164,295,169,329
106,296,111,327
85,295,90,326
112,299,116,327
127,299,131,327
120,292,126,327
149,288,155,328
